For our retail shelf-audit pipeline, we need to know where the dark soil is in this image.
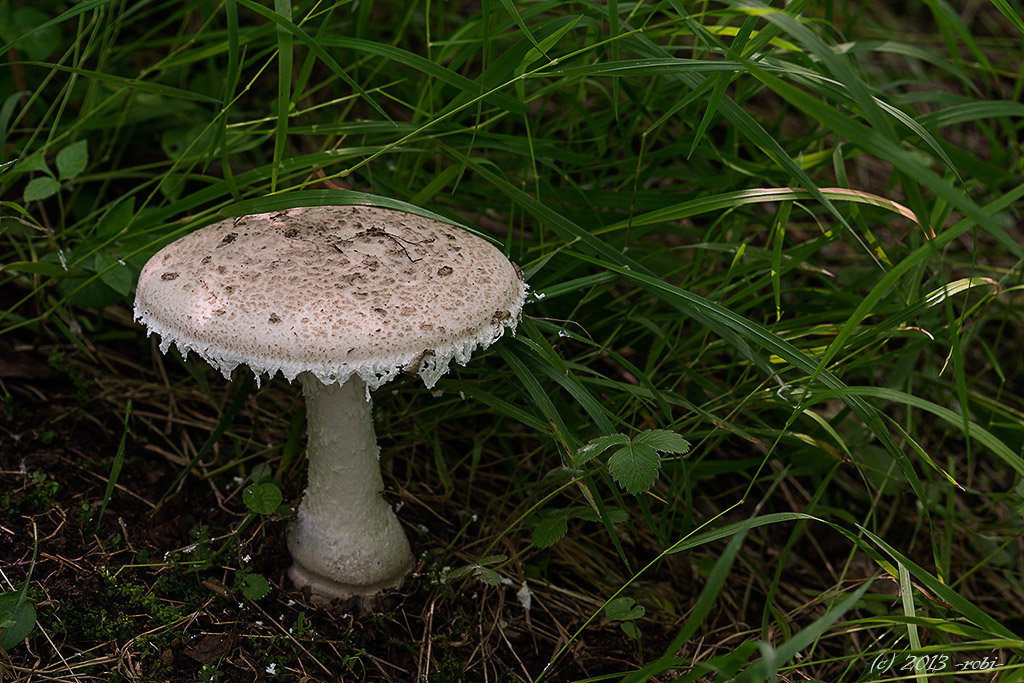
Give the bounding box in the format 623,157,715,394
0,316,655,682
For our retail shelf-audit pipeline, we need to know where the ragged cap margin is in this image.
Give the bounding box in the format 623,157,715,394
135,282,528,391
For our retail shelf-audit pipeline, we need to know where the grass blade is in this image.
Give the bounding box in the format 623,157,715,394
96,400,131,530
271,0,292,192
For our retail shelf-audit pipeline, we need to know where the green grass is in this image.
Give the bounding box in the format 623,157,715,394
3,0,1024,679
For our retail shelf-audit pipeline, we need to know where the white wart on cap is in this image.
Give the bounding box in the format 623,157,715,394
134,205,527,602
134,205,527,389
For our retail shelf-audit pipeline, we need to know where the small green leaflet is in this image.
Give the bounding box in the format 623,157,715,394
576,429,690,495
444,555,508,586
0,592,36,649
238,572,270,600
605,596,645,621
533,514,569,548
633,429,692,453
14,153,50,175
532,506,629,547
608,443,662,495
574,433,629,467
243,483,283,515
56,140,88,180
604,596,645,640
24,177,60,202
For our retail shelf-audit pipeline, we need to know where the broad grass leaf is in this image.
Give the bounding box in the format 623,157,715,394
51,252,122,307
444,380,548,432
34,64,220,103
96,401,131,530
856,445,904,495
810,386,1024,478
665,511,1017,639
917,101,1024,130
57,276,122,308
514,325,617,435
271,0,292,193
2,261,72,278
496,0,543,52
97,197,135,238
496,344,574,455
94,253,133,297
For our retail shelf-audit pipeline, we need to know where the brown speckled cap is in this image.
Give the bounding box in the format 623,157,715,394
134,205,527,389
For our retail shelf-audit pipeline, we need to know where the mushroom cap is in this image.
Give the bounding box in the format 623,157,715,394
134,205,527,389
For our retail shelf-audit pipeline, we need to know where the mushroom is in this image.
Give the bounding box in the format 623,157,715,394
134,205,527,601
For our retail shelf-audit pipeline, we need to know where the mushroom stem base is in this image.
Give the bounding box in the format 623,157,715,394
288,556,412,605
287,373,414,601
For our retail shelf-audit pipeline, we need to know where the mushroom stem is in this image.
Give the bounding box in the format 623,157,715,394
287,372,413,600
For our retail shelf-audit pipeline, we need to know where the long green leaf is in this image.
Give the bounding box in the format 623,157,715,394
810,185,1024,386
19,62,220,103
0,0,116,58
748,579,874,678
97,400,132,530
235,0,389,120
743,61,1020,259
622,528,750,682
321,37,525,115
809,386,1024,477
271,0,293,192
469,159,928,501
